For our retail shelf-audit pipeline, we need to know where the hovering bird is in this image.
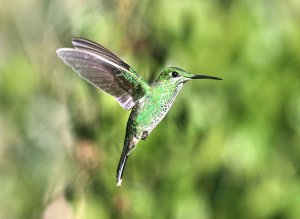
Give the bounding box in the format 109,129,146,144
56,38,222,186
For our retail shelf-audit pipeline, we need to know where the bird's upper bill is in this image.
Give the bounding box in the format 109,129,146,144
190,74,222,80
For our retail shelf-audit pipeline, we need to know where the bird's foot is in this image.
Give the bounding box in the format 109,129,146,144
141,131,149,140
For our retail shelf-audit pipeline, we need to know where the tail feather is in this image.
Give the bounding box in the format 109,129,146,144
116,136,139,186
116,142,130,186
117,147,128,186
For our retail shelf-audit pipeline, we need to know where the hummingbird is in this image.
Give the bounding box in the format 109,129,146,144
56,37,222,186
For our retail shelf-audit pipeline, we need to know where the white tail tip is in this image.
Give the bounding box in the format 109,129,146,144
116,179,122,187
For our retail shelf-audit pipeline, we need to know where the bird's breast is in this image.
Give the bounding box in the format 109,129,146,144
134,83,183,135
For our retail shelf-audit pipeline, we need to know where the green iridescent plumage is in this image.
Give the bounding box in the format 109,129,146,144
57,38,222,186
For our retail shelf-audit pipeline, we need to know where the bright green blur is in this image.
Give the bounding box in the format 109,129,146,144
0,0,300,219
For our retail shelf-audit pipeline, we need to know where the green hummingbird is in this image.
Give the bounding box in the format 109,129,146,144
56,37,222,186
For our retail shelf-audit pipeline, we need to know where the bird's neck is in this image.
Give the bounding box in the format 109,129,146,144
150,81,184,103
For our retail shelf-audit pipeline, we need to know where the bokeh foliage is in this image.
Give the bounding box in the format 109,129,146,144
0,0,300,218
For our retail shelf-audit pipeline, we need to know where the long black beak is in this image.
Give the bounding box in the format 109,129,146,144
191,75,222,80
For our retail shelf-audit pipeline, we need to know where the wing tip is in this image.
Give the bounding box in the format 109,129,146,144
72,36,85,42
56,48,76,58
72,37,93,48
56,48,63,57
71,37,81,47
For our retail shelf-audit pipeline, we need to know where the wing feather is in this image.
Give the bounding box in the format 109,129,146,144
56,38,150,110
72,37,130,70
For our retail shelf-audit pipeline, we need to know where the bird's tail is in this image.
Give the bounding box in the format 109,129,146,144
116,139,134,186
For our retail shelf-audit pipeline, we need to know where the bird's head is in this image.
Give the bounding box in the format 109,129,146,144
156,67,222,85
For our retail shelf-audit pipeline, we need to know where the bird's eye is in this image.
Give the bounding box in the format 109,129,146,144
171,71,179,77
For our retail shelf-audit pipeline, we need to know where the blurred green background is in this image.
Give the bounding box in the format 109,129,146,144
1,0,300,218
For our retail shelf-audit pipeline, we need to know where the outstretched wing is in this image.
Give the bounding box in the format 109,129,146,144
56,38,150,110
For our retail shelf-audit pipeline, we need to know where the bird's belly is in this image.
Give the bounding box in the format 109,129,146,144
134,83,183,138
135,100,174,137
146,108,170,134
